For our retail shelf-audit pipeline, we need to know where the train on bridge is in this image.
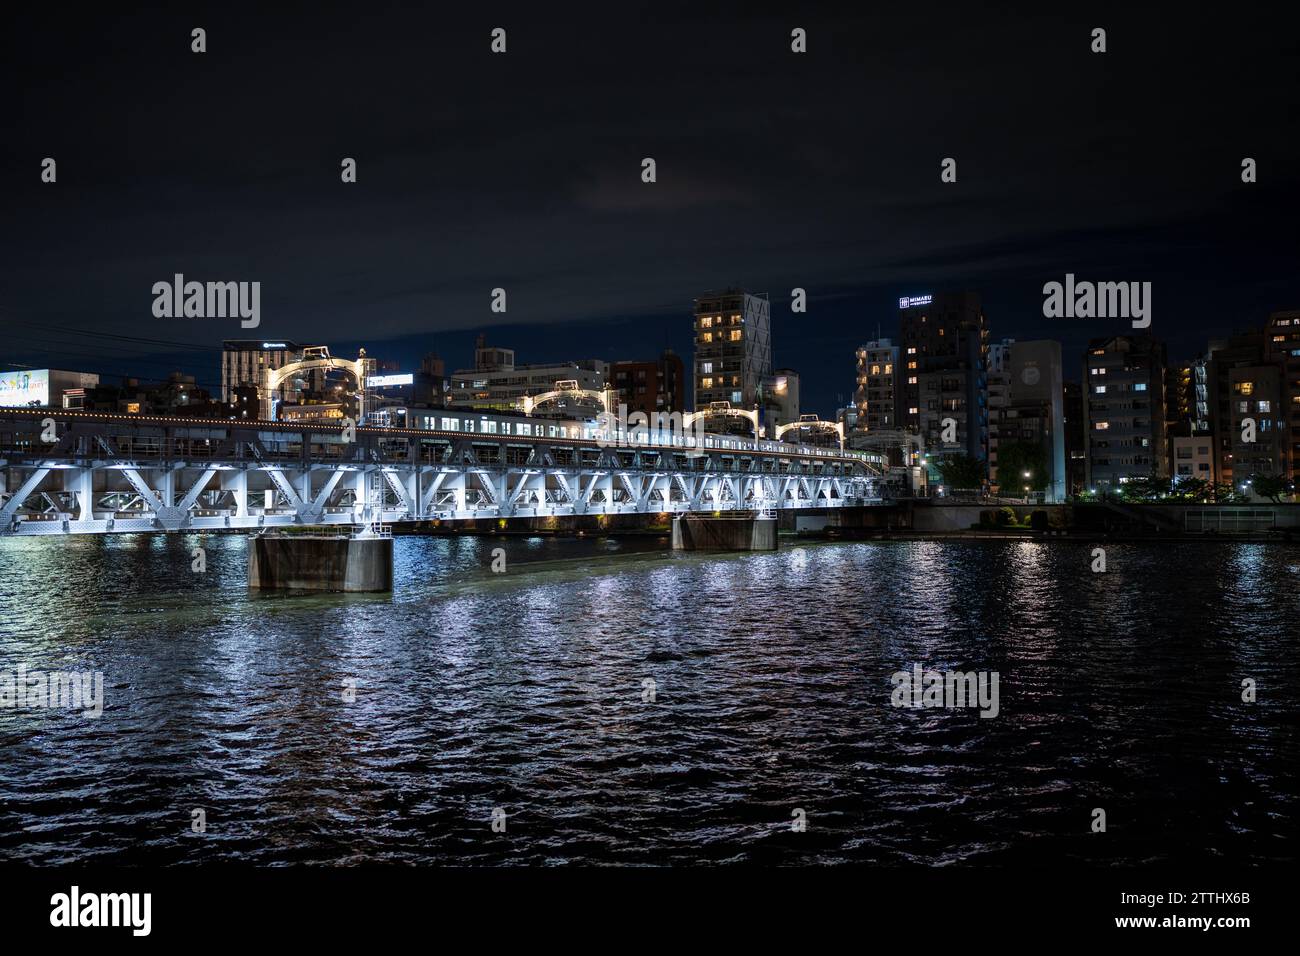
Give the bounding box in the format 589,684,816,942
0,405,886,536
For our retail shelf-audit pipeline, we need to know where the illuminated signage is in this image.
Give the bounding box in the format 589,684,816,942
0,368,50,407
366,373,414,387
899,295,933,309
261,342,288,349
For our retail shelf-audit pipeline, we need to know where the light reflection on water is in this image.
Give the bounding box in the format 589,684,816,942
0,534,1297,865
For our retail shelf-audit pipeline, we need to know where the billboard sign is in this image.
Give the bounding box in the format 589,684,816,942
366,373,414,387
0,369,50,407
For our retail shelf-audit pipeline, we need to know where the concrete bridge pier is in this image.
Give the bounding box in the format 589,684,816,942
248,530,393,592
672,514,777,551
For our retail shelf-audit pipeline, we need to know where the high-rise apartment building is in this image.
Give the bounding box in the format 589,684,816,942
854,338,900,431
1082,335,1167,489
898,291,989,468
1207,331,1284,486
692,289,771,410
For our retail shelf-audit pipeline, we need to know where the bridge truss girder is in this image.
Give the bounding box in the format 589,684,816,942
0,412,883,535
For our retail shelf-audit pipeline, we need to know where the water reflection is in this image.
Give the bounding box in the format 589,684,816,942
0,535,1296,865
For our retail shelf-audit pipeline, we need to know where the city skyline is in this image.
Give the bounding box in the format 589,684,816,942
4,6,1300,416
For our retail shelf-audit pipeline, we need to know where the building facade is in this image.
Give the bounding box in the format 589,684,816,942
898,292,989,469
1262,309,1300,480
760,369,801,430
692,289,772,410
611,349,686,417
1082,335,1167,489
854,338,900,432
1207,331,1282,486
221,340,303,403
0,368,100,408
988,339,1067,501
449,352,608,412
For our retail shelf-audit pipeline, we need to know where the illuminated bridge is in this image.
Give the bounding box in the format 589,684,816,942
0,409,886,536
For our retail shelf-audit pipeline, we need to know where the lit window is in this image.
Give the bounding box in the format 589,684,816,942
1133,383,1147,391
883,364,892,374
1259,401,1272,412
907,361,917,369
871,365,880,375
729,330,742,342
907,347,916,355
908,407,918,415
1095,421,1110,430
907,376,917,384
1094,385,1106,394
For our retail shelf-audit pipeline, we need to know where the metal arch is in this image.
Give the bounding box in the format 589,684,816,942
262,347,368,420
683,403,761,441
774,417,845,451
519,382,617,417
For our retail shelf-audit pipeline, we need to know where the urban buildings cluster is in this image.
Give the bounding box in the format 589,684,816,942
850,293,1300,501
4,290,1297,503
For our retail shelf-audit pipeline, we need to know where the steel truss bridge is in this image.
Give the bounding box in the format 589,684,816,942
0,409,885,536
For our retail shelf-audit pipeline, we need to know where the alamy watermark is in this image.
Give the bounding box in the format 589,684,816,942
890,664,999,718
1042,274,1150,328
0,665,104,717
152,273,260,328
595,404,709,452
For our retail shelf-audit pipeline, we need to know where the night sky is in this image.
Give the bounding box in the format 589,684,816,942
3,3,1298,415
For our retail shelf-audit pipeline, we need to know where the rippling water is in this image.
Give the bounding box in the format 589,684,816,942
1,533,1297,865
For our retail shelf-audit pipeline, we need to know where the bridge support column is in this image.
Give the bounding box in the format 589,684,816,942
672,514,778,551
235,470,249,518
